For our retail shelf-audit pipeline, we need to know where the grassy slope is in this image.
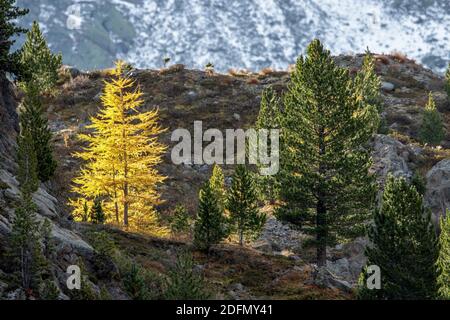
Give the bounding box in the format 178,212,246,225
80,223,349,300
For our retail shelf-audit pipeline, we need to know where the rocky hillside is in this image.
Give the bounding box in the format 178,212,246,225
0,74,18,172
48,54,450,293
0,63,349,300
0,72,95,299
48,53,450,223
1,52,449,299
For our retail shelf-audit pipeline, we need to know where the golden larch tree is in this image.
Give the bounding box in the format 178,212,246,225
70,61,168,235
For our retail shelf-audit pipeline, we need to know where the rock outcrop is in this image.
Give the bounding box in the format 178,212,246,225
371,134,418,183
253,216,306,255
425,159,450,226
311,265,353,293
0,73,92,299
0,74,18,172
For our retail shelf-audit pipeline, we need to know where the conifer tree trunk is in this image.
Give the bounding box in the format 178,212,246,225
21,247,26,288
316,128,327,266
119,88,129,228
122,128,129,227
114,186,119,223
227,165,266,247
114,201,119,223
112,167,119,223
316,198,327,266
123,182,129,227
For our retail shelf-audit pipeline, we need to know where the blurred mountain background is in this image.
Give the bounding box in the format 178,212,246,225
15,0,450,72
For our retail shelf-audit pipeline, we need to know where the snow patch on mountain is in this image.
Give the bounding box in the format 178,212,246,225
17,0,450,73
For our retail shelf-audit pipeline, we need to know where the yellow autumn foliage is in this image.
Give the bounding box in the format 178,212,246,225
69,60,168,236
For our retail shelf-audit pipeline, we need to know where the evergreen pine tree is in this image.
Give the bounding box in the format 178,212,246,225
194,183,228,251
19,83,57,182
10,126,42,294
40,219,54,261
354,50,387,133
16,128,38,195
164,252,210,300
89,231,116,258
445,63,450,99
209,164,226,211
39,279,59,300
122,263,150,300
227,165,266,246
358,175,439,300
354,50,382,111
437,211,450,299
19,21,62,93
419,92,445,146
169,204,191,234
90,198,106,224
82,201,89,222
255,87,281,203
275,40,379,266
37,218,56,297
411,172,426,196
0,0,29,77
10,193,40,292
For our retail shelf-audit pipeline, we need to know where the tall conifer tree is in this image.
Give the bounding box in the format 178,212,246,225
255,87,281,203
194,183,228,251
90,198,106,225
419,92,445,146
209,164,226,211
10,126,42,293
0,0,28,77
445,63,450,99
70,61,167,234
19,21,62,93
19,83,57,182
359,175,439,300
275,39,379,265
437,211,450,299
16,129,39,195
227,165,266,246
353,51,381,111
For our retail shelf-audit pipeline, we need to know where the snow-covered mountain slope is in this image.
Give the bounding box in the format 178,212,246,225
16,0,450,73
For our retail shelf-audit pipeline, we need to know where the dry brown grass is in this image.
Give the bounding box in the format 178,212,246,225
61,74,91,91
390,51,409,64
247,78,260,85
389,130,415,145
158,63,185,75
374,54,390,65
259,67,274,76
87,69,111,80
228,68,251,77
418,146,450,174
